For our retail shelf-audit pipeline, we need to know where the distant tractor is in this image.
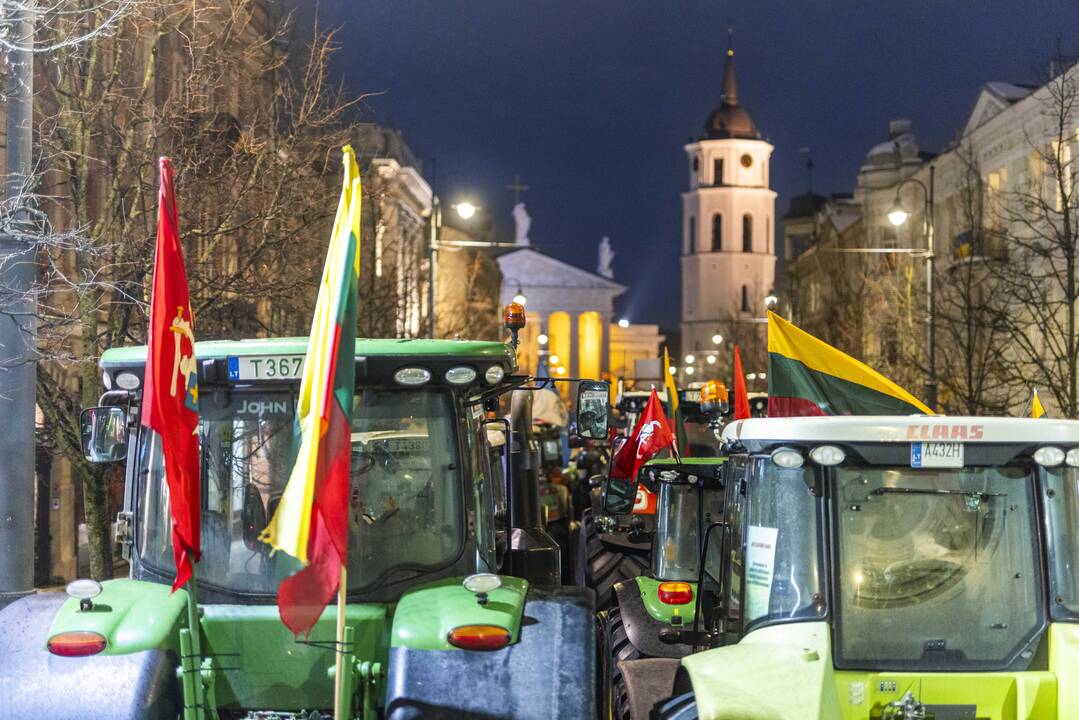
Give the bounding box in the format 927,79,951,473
653,415,1079,720
0,331,607,719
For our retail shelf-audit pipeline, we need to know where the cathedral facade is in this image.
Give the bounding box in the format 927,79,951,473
680,48,776,376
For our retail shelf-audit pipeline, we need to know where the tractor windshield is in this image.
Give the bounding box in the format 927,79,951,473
136,388,463,596
833,464,1043,670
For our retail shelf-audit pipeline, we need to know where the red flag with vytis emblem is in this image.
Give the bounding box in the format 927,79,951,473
611,388,676,484
733,345,751,421
141,157,201,592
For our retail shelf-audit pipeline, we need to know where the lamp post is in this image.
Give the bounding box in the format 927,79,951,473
888,165,936,410
426,199,516,338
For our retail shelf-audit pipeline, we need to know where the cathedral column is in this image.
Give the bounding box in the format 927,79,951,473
600,315,610,378
569,312,579,379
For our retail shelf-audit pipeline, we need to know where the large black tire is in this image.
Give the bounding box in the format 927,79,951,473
583,509,649,610
607,606,643,720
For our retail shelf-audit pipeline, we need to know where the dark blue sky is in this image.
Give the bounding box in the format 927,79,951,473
307,0,1077,331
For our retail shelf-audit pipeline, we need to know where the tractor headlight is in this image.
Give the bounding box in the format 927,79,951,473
770,447,804,469
1066,449,1079,467
393,367,431,386
445,366,477,385
809,445,846,466
1034,446,1065,467
484,365,505,385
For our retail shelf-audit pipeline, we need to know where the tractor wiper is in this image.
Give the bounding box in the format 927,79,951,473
870,486,1006,498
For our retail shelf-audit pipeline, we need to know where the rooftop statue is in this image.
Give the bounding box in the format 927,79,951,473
597,236,615,279
512,202,531,246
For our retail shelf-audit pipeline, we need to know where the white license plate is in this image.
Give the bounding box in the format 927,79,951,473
228,355,305,381
911,441,964,468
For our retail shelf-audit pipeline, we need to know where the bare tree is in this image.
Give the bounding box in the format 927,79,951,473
933,141,1013,415
988,54,1079,417
20,0,365,578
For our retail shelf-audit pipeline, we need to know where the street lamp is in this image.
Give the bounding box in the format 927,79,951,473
764,292,778,309
684,354,695,364
454,201,478,219
706,354,716,364
711,333,724,345
537,333,549,345
888,167,937,410
512,287,527,306
426,196,519,338
618,318,630,328
685,367,695,376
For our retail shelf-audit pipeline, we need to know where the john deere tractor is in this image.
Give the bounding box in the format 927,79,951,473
0,332,608,719
652,414,1079,720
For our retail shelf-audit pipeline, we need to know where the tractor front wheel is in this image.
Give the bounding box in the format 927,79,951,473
581,509,649,610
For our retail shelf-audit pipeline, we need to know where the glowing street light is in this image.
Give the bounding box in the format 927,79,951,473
711,334,723,345
887,201,910,227
537,333,549,345
617,318,630,328
669,366,678,374
765,293,778,309
454,201,478,220
685,367,695,375
549,354,560,365
684,354,695,364
706,355,716,364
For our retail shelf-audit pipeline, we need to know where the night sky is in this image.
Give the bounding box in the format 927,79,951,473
303,1,1078,332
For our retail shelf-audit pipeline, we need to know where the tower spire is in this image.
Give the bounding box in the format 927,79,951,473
723,27,738,105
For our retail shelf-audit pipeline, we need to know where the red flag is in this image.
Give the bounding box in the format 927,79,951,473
141,157,200,592
733,345,751,421
611,388,676,483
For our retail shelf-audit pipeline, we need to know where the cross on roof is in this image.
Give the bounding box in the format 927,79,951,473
506,174,530,204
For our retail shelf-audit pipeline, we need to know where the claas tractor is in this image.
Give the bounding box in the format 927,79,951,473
0,331,609,719
652,415,1079,720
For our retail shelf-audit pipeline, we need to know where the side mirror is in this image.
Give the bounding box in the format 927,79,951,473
575,380,610,440
80,407,128,463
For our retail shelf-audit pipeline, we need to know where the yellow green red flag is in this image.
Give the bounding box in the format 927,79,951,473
259,146,362,635
767,311,933,417
663,347,679,417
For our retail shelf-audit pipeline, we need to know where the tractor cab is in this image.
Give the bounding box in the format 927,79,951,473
2,334,609,720
654,415,1079,720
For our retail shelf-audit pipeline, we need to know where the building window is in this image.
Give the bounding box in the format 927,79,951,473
692,156,700,172
688,215,696,254
742,214,753,252
713,158,724,186
741,285,750,312
712,213,722,251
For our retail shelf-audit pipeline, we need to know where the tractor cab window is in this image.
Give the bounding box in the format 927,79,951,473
834,464,1043,671
650,471,724,582
742,458,822,628
1037,466,1079,620
137,388,463,597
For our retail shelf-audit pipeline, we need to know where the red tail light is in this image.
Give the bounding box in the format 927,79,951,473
447,624,511,651
658,582,693,605
47,631,107,657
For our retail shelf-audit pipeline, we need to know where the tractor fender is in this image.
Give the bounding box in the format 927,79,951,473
612,580,692,659
0,592,180,720
384,586,596,720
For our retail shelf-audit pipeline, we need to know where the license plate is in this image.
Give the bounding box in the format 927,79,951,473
683,390,701,402
228,355,305,381
911,441,964,468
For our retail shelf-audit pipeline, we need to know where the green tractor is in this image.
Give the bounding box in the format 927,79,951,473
652,414,1079,720
601,381,730,720
0,335,608,719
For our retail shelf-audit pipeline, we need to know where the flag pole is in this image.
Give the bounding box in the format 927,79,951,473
334,564,348,720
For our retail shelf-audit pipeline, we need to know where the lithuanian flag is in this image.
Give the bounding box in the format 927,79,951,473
663,347,685,454
767,311,933,417
259,146,362,636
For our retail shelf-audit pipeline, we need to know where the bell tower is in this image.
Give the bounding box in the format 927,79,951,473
680,43,776,370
